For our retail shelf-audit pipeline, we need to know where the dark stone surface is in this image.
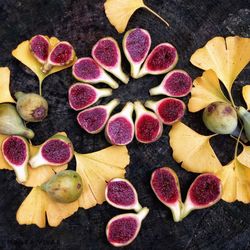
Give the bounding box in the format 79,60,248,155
0,0,249,249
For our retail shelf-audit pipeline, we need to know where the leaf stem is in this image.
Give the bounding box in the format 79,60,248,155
39,82,42,96
228,91,235,108
234,126,244,160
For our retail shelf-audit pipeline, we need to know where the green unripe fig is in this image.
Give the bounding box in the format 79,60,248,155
202,101,237,134
236,106,250,141
41,170,83,203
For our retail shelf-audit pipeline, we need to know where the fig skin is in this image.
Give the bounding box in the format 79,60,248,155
202,101,237,134
15,92,48,122
236,106,250,141
41,170,83,203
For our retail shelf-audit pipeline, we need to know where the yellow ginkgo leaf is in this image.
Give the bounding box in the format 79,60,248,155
242,85,250,110
188,70,229,112
169,122,222,173
190,36,250,92
104,0,169,33
237,144,250,168
75,146,130,209
16,187,78,228
0,134,12,170
0,67,15,104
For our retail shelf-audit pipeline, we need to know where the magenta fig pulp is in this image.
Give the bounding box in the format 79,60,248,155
68,83,112,111
105,178,142,212
106,207,149,247
92,37,129,84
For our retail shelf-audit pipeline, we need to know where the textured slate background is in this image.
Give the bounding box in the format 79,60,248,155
0,0,250,249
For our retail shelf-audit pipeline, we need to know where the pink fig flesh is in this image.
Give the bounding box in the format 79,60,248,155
49,42,74,65
29,35,49,63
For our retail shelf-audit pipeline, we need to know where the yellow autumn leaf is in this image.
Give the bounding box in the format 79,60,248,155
190,36,250,92
169,122,222,173
75,146,130,209
237,144,250,168
104,0,169,33
0,67,15,104
16,187,78,228
188,70,230,112
242,85,250,110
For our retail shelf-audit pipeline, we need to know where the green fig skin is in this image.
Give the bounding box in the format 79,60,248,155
15,92,48,122
237,106,250,141
0,103,34,139
202,102,237,134
41,170,83,203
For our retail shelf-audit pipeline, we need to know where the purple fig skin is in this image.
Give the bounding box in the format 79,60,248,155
105,178,142,212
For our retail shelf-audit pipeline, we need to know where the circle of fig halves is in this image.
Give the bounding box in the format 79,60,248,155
69,28,193,145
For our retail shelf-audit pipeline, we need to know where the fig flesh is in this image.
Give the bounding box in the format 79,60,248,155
72,57,119,89
134,101,163,143
136,43,178,78
41,170,83,203
2,136,29,183
151,167,182,222
15,92,48,122
68,83,112,111
0,103,34,139
203,101,237,134
105,102,134,145
106,207,149,247
145,98,185,125
77,99,120,134
149,70,192,97
105,178,142,212
29,135,74,168
92,37,129,84
123,28,151,78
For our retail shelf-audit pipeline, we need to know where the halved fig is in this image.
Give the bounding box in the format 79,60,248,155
77,99,120,134
145,98,186,125
105,178,142,212
92,37,129,84
68,83,112,111
42,41,76,73
181,173,222,220
72,57,119,89
123,28,151,78
29,35,50,64
105,102,134,145
134,101,163,143
149,70,192,97
106,207,149,247
29,135,74,168
151,167,182,222
136,43,178,78
2,136,29,183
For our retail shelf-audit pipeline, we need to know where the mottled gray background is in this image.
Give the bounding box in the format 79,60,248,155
0,0,249,249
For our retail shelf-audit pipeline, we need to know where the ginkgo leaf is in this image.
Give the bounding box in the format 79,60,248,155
242,85,250,110
0,67,15,104
188,70,230,112
104,0,169,33
75,146,130,209
190,36,250,92
237,144,250,168
16,187,78,228
169,122,222,173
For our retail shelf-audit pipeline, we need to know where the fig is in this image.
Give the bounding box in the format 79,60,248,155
145,98,185,125
105,102,134,145
236,106,250,141
29,135,74,168
2,136,29,183
15,92,48,122
72,57,119,89
68,83,112,111
134,101,163,143
105,178,142,212
29,35,50,64
151,167,182,222
136,43,178,78
202,101,237,134
181,173,222,219
106,207,149,247
92,37,129,84
123,28,151,78
149,70,192,97
42,41,75,73
77,99,120,134
0,103,34,139
41,170,83,203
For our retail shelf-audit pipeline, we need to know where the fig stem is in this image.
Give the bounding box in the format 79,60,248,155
170,202,182,222
137,207,149,221
134,101,146,115
149,85,163,96
106,99,120,113
98,88,113,98
14,91,25,100
121,102,134,117
102,71,119,89
180,202,193,220
144,100,157,112
29,152,48,168
134,202,143,213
